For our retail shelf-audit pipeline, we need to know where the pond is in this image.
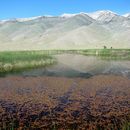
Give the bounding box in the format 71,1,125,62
4,54,130,78
0,54,130,129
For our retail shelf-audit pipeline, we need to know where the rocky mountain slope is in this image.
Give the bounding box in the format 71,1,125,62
0,10,130,50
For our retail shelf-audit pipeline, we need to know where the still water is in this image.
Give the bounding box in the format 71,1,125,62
0,54,130,129
18,54,130,78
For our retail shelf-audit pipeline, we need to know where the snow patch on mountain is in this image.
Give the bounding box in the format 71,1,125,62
0,15,55,23
123,13,130,18
17,16,43,22
88,10,117,21
61,13,77,18
60,12,91,18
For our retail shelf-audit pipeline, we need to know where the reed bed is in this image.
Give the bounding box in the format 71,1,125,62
0,51,56,73
0,49,130,73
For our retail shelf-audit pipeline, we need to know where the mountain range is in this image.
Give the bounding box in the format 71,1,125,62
0,10,130,50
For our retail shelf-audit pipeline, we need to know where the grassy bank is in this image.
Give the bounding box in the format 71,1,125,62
77,49,130,60
0,49,130,74
0,51,56,73
45,49,130,60
31,49,130,59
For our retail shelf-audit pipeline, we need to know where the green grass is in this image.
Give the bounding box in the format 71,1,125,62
122,122,130,130
0,51,56,73
0,49,130,74
77,49,130,60
44,49,130,60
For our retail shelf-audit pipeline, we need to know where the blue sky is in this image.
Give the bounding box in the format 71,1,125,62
0,0,130,20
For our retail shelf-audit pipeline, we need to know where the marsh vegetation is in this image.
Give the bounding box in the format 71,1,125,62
0,75,130,129
0,51,56,74
0,49,130,129
0,49,130,75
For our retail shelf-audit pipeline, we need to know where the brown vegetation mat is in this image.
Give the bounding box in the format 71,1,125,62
0,75,130,129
